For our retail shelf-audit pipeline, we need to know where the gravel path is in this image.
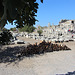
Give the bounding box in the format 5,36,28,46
0,41,75,75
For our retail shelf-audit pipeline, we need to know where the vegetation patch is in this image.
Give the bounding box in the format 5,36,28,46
0,30,13,45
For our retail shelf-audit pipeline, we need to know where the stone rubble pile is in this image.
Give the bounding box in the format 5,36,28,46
10,31,27,44
12,31,75,43
20,41,71,56
10,30,75,45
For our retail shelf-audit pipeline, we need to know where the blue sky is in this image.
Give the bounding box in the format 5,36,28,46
5,0,75,29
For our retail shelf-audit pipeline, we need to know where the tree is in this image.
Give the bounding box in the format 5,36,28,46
0,0,43,29
38,26,43,29
18,25,36,33
10,27,16,31
37,29,43,36
0,30,13,45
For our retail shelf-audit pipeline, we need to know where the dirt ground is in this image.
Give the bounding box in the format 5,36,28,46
0,37,75,75
17,36,41,44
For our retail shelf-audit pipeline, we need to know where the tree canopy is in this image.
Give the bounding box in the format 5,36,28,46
0,0,43,29
18,25,36,33
10,27,17,31
37,29,43,36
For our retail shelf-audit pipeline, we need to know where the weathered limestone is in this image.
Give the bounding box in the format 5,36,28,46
10,19,75,43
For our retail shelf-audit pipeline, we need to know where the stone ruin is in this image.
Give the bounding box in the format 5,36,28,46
10,19,75,44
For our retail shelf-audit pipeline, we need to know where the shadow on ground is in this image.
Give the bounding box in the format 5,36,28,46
0,46,26,63
0,42,71,63
57,71,75,75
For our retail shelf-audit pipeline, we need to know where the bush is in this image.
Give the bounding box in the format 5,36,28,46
0,30,13,45
18,25,36,33
37,29,43,36
10,27,16,31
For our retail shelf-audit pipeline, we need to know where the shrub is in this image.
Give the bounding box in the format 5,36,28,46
18,25,36,33
37,29,43,36
10,27,16,31
0,30,13,45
